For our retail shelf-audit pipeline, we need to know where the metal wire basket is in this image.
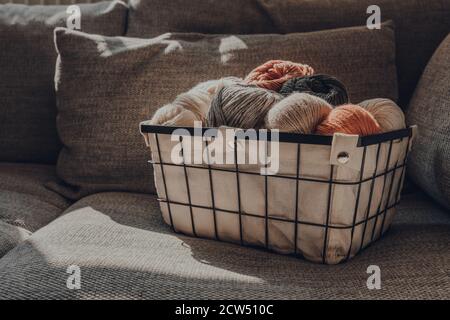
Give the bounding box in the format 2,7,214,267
141,122,416,264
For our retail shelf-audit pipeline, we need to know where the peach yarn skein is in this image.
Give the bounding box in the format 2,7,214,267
316,104,382,136
245,60,314,91
266,93,333,134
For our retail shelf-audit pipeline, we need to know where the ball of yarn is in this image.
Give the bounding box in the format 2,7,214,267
150,77,241,126
266,93,333,134
358,98,406,132
316,104,382,136
279,74,349,106
207,83,283,129
244,60,314,91
151,103,201,126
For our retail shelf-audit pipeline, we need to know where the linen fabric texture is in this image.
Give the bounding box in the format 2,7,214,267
144,128,411,264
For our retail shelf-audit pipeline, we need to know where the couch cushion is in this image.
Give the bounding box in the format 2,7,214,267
49,23,397,199
0,190,447,299
407,35,450,210
0,163,71,233
0,221,30,258
127,0,450,108
0,1,128,164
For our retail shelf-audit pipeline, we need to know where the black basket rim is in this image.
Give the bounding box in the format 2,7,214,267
140,124,413,147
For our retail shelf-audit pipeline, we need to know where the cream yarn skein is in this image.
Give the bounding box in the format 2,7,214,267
151,77,242,126
358,98,406,132
150,104,200,127
266,93,333,133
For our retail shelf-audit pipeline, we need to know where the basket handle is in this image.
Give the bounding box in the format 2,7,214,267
330,133,363,171
139,120,151,147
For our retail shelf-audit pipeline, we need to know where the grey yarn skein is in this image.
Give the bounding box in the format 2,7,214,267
279,74,348,106
175,77,241,118
207,84,283,129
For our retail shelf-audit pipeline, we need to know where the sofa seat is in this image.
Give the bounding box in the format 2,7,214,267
0,191,448,300
0,221,30,259
0,163,72,257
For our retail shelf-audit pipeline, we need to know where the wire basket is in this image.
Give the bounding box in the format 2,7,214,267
140,122,416,264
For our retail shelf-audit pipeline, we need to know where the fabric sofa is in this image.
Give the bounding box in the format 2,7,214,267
0,0,449,299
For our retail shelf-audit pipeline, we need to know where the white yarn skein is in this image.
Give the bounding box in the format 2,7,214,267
150,77,242,126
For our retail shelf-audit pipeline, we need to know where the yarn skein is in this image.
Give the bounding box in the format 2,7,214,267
279,74,349,106
150,104,202,127
358,98,406,132
316,104,382,136
266,93,333,134
244,60,314,91
150,77,241,126
207,83,283,129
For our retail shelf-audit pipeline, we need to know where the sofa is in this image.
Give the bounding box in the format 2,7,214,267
0,0,449,300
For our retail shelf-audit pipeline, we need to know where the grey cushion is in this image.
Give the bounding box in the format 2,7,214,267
127,0,450,108
0,190,448,299
0,163,71,232
50,23,397,199
0,1,128,164
407,35,450,210
0,221,30,258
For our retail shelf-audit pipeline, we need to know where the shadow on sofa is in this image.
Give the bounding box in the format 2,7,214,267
0,190,448,299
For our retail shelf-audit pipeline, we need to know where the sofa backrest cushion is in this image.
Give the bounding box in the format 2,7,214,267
407,34,450,210
0,1,128,164
127,0,450,108
49,23,397,199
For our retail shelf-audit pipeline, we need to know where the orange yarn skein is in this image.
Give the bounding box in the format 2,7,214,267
245,60,314,91
316,104,382,136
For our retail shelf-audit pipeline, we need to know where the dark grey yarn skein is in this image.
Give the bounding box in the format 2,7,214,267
279,74,349,106
207,84,283,129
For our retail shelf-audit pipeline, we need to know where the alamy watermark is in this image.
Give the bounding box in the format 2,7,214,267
366,265,381,290
367,5,381,29
170,122,280,175
66,265,81,290
66,5,81,31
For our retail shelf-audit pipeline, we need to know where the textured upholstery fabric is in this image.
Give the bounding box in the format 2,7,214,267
0,163,71,232
0,221,30,258
0,1,128,164
51,23,397,199
0,190,448,299
127,0,450,108
407,35,450,210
